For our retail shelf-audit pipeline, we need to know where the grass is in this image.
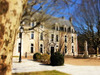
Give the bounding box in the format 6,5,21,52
12,70,70,75
13,56,19,58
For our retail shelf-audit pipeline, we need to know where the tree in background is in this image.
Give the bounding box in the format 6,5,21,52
72,0,100,54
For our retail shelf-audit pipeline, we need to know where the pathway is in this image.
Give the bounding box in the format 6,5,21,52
12,58,100,75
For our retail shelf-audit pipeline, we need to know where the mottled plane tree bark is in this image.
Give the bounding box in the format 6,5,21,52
0,0,27,75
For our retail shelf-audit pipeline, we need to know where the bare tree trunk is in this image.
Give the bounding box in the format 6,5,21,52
0,0,27,75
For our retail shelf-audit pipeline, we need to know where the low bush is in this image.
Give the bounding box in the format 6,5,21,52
41,53,50,64
50,52,64,66
33,53,41,61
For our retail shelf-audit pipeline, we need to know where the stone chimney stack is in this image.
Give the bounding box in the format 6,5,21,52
69,17,72,23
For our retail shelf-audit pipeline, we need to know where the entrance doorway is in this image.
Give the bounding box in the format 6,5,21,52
51,47,54,55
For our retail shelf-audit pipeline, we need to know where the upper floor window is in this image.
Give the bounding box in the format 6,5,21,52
40,25,43,28
30,22,34,27
31,32,34,39
72,36,74,43
31,43,34,53
51,34,54,41
40,32,43,40
65,35,67,43
56,35,58,42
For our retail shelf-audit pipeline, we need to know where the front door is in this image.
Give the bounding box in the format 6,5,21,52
51,47,54,55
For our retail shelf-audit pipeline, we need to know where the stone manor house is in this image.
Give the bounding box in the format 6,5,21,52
13,16,78,56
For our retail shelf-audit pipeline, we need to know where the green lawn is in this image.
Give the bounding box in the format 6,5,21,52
12,70,70,75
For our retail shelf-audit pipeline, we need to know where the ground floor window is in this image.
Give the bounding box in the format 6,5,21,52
65,46,67,53
18,43,21,52
72,46,74,53
40,44,43,53
31,43,34,53
51,47,54,55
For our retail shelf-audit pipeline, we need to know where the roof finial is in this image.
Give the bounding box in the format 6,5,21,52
69,17,72,23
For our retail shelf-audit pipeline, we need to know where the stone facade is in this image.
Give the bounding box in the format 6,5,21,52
13,17,78,56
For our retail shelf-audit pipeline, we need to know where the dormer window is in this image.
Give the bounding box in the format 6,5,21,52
72,29,74,33
68,27,71,32
56,26,59,31
65,27,66,32
60,27,64,31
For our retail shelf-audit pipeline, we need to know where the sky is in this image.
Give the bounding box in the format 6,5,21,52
33,0,80,20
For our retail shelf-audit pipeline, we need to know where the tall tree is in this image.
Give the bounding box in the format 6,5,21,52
0,0,27,75
0,0,75,75
73,0,100,53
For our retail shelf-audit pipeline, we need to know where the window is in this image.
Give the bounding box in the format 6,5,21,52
40,32,43,40
40,44,43,53
72,36,74,43
65,28,66,32
65,36,67,43
31,44,34,53
72,29,74,33
68,27,71,32
60,27,64,31
19,32,22,38
56,26,59,31
30,22,34,27
31,32,34,39
51,34,54,41
65,46,67,53
18,43,21,52
56,35,58,42
40,25,43,28
72,46,74,53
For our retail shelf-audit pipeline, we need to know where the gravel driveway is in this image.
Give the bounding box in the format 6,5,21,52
12,58,100,75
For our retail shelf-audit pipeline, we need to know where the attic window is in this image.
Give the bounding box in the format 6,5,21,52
52,26,55,30
72,29,74,33
60,27,64,31
68,27,71,32
56,26,59,31
65,28,66,32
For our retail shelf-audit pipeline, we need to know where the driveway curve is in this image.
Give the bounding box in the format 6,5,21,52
12,58,100,75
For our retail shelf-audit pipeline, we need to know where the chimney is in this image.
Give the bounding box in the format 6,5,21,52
61,16,65,19
69,17,72,23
